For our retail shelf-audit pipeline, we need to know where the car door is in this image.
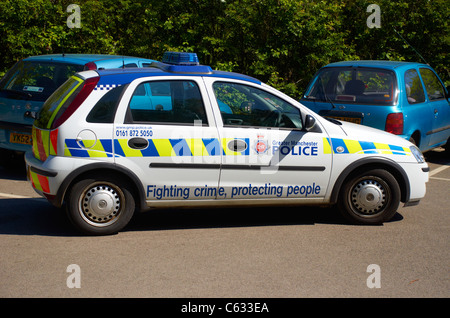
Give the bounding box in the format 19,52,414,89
203,78,332,202
419,67,450,147
113,76,221,205
403,68,432,147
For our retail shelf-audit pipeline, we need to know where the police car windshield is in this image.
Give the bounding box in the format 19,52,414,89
0,60,83,102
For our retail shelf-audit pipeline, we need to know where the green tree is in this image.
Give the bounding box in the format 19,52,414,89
0,0,448,95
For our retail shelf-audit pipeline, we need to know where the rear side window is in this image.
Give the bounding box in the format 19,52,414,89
0,60,83,101
419,68,445,101
303,67,397,105
87,85,127,123
35,76,84,129
126,80,208,125
35,75,99,129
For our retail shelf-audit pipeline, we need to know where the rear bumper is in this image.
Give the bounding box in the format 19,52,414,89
25,151,58,201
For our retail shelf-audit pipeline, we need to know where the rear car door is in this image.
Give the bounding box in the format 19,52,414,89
113,76,221,205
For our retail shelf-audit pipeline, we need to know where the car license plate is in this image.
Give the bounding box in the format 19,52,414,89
328,116,362,124
10,132,32,145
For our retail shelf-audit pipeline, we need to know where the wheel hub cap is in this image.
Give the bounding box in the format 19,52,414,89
80,185,121,224
351,180,385,214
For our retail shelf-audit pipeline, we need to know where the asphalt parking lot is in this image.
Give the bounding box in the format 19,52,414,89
0,148,448,301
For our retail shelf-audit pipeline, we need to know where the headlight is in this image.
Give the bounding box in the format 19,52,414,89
410,146,425,163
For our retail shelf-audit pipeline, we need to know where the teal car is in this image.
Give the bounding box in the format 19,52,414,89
300,61,450,153
0,54,156,164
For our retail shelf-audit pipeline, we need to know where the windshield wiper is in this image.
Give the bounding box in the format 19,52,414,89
314,76,337,109
324,116,342,125
0,88,32,99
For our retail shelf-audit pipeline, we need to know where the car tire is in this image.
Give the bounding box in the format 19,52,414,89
337,169,400,225
66,174,136,235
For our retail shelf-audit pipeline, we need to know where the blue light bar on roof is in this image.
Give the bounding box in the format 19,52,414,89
162,52,199,65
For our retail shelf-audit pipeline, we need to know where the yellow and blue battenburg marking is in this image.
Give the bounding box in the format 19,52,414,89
64,138,250,158
323,138,411,155
64,139,114,157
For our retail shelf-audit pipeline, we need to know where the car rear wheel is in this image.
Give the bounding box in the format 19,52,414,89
337,169,400,224
66,175,135,235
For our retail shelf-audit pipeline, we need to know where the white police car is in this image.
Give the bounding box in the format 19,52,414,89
25,52,429,235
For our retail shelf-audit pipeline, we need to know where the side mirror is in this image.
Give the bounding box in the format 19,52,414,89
305,114,316,131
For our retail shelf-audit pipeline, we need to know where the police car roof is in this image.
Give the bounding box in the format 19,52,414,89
94,65,262,85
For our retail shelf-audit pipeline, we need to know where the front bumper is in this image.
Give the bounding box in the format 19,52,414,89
402,161,429,204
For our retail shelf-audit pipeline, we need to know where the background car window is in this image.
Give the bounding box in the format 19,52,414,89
213,82,302,129
303,67,396,105
419,68,445,101
0,61,83,102
404,69,426,104
128,80,208,125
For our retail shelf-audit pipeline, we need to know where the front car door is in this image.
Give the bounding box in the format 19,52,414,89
203,77,332,203
419,67,450,148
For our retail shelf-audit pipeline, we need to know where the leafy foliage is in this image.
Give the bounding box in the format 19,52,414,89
0,0,448,98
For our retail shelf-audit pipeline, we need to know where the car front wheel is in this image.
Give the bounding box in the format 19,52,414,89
66,175,135,235
337,169,401,224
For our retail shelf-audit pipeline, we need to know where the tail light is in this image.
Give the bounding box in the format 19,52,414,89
84,62,97,70
385,113,403,135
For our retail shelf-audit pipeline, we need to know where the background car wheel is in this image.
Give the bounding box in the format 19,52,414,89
66,175,135,235
337,169,400,224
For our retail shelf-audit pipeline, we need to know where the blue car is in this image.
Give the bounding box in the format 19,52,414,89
300,61,450,153
0,54,156,164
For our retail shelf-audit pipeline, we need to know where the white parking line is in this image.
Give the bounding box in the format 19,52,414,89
429,164,450,177
429,176,450,181
428,163,450,181
0,192,43,199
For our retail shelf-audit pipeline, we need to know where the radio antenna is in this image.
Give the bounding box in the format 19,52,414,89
393,27,429,65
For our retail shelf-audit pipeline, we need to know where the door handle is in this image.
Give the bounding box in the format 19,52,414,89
227,139,248,152
128,137,149,149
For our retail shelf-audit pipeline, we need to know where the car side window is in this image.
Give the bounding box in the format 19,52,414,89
419,68,445,101
212,81,302,129
127,80,208,125
87,85,127,123
404,69,426,104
